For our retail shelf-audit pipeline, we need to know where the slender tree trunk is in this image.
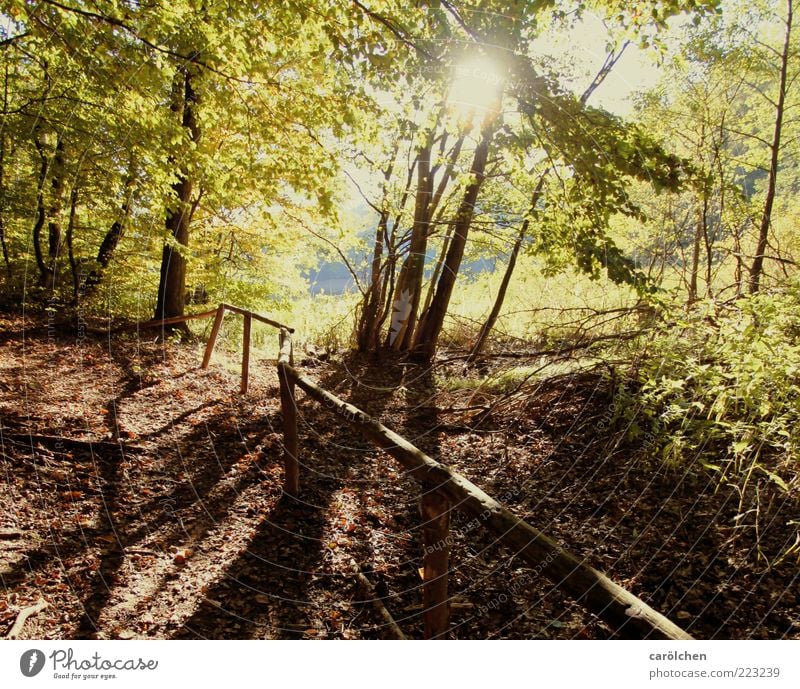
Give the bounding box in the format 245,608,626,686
470,225,523,359
358,147,399,352
749,0,792,293
702,194,713,299
386,137,433,349
374,245,396,341
413,123,494,362
32,129,52,287
688,210,702,305
711,130,728,299
84,172,135,294
373,162,417,346
357,209,389,351
0,213,7,278
0,129,9,277
421,207,454,317
426,133,464,224
0,63,10,277
155,65,200,322
66,181,80,300
467,174,547,362
47,136,66,271
416,136,465,329
733,224,745,295
96,212,128,271
463,47,627,360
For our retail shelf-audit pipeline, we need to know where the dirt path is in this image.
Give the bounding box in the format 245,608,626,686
1,315,797,639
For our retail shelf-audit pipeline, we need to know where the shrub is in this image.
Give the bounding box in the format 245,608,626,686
614,283,800,563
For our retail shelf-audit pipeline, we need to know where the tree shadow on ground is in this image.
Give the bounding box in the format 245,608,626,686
1,343,286,638
316,352,447,636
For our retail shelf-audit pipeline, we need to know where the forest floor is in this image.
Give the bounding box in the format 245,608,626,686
0,312,798,640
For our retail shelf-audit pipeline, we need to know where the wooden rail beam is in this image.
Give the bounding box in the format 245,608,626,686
220,303,294,333
115,308,219,333
284,363,692,641
100,303,290,337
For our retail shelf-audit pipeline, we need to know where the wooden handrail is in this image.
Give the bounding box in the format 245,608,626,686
198,303,295,392
114,308,219,332
200,317,691,639
112,303,293,335
219,303,294,333
275,327,691,641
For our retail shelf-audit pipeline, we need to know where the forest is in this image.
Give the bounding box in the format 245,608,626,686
0,0,798,641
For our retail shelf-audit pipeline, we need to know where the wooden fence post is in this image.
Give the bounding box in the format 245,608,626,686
241,313,252,394
201,305,226,369
420,490,451,639
278,329,299,496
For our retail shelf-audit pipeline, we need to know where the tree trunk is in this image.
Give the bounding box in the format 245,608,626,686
372,161,418,348
84,173,135,294
0,62,10,277
426,133,464,224
96,216,126,271
688,211,702,305
357,210,388,351
412,124,494,362
749,0,792,294
0,130,9,277
462,48,625,361
468,174,546,362
32,129,52,288
410,135,465,340
47,136,65,268
420,210,453,317
155,65,200,322
385,116,464,351
66,180,80,300
357,149,398,352
386,138,433,350
701,194,713,299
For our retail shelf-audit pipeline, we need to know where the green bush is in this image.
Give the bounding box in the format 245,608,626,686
615,283,800,561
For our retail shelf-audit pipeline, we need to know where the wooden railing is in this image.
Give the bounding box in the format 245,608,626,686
272,329,692,641
144,305,693,640
129,302,293,394
200,303,293,394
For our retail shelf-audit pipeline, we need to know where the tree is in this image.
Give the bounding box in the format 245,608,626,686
468,42,630,361
155,62,201,323
749,0,794,292
350,0,718,362
620,0,799,302
2,0,375,317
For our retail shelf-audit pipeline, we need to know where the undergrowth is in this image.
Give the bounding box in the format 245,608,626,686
614,284,800,566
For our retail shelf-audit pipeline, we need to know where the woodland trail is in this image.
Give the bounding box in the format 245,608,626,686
0,315,797,640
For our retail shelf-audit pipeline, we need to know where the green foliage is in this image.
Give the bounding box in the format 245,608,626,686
508,60,694,292
0,0,372,310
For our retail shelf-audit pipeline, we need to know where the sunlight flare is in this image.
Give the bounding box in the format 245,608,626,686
448,55,505,122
